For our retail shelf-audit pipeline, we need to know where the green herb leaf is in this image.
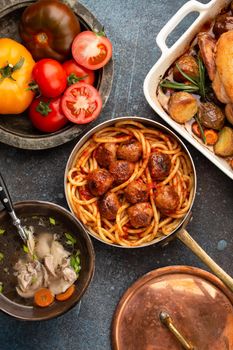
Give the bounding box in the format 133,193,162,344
175,63,198,86
160,80,199,93
23,245,29,254
49,217,56,225
0,282,3,293
65,233,76,246
160,56,208,101
197,55,206,100
70,251,81,275
195,114,206,144
0,229,5,235
0,252,4,262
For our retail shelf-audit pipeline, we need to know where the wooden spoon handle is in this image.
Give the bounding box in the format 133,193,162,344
177,229,233,293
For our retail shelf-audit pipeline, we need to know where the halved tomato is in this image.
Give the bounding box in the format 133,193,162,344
61,82,102,124
72,31,112,70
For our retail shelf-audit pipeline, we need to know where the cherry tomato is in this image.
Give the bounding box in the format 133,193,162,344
29,97,69,133
61,82,102,124
32,59,67,98
63,59,95,86
72,31,112,70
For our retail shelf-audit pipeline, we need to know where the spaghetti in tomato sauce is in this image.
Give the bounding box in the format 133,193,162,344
66,121,194,247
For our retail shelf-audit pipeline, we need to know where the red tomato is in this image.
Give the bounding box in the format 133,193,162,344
63,59,95,86
32,59,67,98
29,97,69,133
61,82,102,124
72,31,112,70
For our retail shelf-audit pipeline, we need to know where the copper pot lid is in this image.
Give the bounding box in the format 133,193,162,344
112,266,233,350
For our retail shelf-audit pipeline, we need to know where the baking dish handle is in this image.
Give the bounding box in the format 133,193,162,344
156,0,212,54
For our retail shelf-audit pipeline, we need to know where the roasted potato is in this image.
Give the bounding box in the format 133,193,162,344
199,102,225,130
173,54,199,82
168,92,198,124
225,103,233,126
214,126,233,157
213,14,233,39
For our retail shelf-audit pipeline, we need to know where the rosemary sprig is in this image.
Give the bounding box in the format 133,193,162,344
160,56,207,100
195,113,206,144
197,55,206,100
159,80,199,93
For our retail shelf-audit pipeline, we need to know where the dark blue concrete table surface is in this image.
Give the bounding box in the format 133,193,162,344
0,0,232,349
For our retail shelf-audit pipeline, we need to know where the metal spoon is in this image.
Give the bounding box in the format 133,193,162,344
0,172,28,243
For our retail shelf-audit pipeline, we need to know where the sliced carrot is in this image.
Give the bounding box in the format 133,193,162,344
34,288,54,308
191,121,202,138
56,285,75,301
204,129,218,145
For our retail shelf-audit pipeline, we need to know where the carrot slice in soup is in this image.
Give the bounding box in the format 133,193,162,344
34,288,54,307
56,285,75,301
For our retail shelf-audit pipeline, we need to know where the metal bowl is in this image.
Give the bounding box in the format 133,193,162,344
0,0,114,150
64,116,197,249
0,200,95,321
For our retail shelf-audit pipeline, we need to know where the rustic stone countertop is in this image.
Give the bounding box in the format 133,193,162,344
0,0,232,349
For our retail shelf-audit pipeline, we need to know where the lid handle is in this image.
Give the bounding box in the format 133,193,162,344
159,311,196,350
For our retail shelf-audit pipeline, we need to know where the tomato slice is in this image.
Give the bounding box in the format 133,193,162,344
72,31,112,70
61,82,102,124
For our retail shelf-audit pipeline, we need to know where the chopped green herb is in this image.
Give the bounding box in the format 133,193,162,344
3,267,8,274
70,251,81,275
0,252,4,262
65,233,77,247
0,229,5,235
0,282,3,293
49,217,56,225
23,245,29,253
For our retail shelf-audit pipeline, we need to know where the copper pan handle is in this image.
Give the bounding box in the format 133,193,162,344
177,229,233,293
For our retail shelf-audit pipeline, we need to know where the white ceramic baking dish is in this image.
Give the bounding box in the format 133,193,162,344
144,0,233,180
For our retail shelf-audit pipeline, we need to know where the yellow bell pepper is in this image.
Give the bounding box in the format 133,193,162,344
0,38,35,114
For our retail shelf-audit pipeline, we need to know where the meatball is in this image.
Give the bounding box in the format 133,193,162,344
95,143,117,168
149,151,171,181
127,203,153,228
99,192,120,221
155,185,179,215
173,54,199,82
109,160,135,185
124,180,149,204
87,169,114,196
117,140,142,162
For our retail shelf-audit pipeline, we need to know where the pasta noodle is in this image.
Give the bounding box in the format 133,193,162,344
66,121,194,247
